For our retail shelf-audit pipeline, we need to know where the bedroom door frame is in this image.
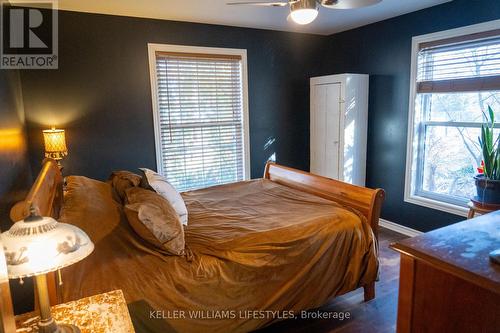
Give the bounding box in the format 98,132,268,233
147,43,251,182
310,82,342,180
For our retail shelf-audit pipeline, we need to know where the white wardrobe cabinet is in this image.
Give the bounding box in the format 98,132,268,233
310,74,369,186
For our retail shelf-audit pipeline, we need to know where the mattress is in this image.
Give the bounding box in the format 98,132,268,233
59,176,378,333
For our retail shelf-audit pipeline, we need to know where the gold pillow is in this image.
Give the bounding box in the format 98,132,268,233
124,187,185,256
108,171,142,203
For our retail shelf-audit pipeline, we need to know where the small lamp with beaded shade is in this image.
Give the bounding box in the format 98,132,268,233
42,128,68,167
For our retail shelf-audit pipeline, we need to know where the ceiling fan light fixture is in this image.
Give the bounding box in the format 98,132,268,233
290,0,319,25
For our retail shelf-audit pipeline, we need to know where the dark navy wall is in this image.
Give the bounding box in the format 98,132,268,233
0,70,31,231
0,70,34,314
321,0,500,231
21,11,327,181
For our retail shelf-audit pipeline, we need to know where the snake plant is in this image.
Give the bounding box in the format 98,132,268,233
478,106,500,180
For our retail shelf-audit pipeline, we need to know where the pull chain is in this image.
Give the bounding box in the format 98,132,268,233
19,277,24,285
58,269,63,286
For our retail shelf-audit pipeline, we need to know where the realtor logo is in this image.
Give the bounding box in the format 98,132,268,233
1,0,58,69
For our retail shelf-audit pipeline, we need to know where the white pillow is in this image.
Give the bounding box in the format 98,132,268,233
139,168,188,225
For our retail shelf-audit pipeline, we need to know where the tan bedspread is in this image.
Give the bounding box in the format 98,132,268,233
60,176,378,333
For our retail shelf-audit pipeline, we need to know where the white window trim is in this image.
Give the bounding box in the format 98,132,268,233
404,19,500,218
147,43,251,182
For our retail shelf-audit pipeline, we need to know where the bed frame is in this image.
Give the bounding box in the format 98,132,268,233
11,159,385,307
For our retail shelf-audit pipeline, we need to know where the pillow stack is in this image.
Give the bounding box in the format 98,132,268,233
108,168,188,256
139,168,188,226
125,187,185,256
107,171,142,203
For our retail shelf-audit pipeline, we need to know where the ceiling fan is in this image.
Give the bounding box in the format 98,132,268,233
227,0,382,25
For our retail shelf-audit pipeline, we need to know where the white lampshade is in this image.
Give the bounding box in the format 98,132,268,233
290,0,318,25
0,246,8,284
1,212,94,279
290,9,318,25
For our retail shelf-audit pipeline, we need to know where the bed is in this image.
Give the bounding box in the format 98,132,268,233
10,159,385,333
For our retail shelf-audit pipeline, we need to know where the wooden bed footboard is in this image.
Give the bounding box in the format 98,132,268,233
264,162,385,302
264,162,385,239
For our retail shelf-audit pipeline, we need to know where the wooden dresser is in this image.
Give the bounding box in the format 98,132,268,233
391,211,500,333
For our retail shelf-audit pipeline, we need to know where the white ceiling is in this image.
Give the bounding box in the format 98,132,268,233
55,0,452,35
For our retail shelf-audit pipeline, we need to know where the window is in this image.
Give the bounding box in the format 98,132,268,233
148,44,250,192
405,21,500,216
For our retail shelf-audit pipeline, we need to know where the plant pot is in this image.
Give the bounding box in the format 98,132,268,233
474,175,500,204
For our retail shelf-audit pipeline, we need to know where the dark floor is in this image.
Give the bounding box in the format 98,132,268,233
258,227,408,333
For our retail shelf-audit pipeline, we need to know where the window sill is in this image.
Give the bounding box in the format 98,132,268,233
404,194,469,218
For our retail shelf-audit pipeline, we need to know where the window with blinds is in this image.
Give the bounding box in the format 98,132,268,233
417,31,500,93
150,47,249,192
406,25,500,214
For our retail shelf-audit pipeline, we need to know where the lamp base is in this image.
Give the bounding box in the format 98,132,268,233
56,324,81,333
38,323,81,333
33,274,82,333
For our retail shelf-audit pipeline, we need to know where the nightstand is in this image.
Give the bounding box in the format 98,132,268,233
15,290,135,333
467,200,500,219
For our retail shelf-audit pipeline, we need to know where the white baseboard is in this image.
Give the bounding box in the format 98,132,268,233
379,219,423,237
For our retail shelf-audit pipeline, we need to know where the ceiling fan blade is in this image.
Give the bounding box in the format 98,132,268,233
320,0,382,9
226,1,289,7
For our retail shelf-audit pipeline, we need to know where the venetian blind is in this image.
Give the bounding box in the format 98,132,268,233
155,52,245,192
417,32,500,93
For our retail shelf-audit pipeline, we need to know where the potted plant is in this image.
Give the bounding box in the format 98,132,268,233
475,106,500,204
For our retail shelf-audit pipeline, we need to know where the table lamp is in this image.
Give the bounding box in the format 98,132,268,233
42,128,68,167
1,206,94,333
